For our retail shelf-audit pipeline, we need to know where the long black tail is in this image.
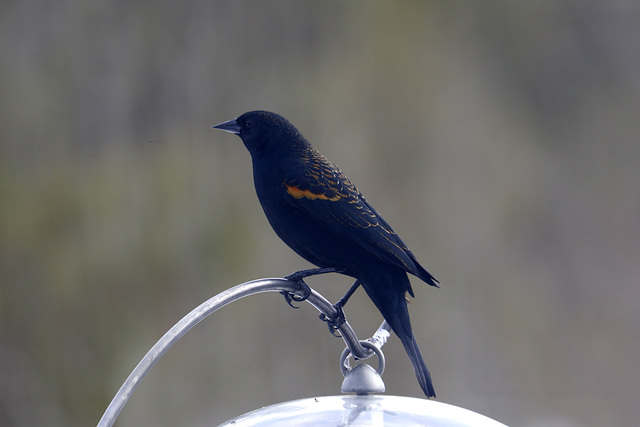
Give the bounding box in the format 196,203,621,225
362,271,436,398
387,306,436,398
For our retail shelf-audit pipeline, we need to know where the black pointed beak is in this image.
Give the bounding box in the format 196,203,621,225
212,118,241,135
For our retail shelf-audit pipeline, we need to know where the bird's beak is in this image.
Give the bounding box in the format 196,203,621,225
212,118,241,135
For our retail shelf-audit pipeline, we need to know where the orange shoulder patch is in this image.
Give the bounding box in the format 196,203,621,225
285,184,341,201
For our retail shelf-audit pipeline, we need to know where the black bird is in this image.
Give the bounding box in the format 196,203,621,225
213,111,439,397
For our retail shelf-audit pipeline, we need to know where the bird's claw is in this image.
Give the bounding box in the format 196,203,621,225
319,302,346,337
281,275,312,308
280,291,299,308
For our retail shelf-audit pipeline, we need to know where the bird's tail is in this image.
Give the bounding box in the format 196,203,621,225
362,271,436,398
385,300,436,398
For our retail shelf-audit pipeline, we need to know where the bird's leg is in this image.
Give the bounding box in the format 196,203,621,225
335,278,361,309
286,267,339,283
282,267,338,308
320,279,361,336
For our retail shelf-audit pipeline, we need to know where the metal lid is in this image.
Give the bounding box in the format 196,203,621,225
218,395,508,426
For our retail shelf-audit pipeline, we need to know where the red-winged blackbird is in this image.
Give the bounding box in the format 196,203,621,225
213,111,439,397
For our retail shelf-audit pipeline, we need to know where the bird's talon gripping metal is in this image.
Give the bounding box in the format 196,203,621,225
280,291,300,308
280,277,312,308
319,301,347,337
291,280,312,302
319,312,343,337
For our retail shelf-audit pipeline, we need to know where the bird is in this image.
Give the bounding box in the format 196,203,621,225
213,110,439,398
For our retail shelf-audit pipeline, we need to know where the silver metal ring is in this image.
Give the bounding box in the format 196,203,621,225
340,340,385,377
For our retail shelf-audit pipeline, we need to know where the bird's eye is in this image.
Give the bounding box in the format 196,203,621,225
245,120,253,129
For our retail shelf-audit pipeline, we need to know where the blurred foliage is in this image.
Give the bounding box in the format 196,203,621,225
1,1,639,426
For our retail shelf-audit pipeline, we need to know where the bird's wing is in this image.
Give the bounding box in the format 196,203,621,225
280,155,430,282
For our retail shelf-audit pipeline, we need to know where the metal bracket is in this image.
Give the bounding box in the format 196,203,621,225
97,278,390,427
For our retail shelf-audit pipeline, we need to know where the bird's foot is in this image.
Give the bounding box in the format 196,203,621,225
281,274,312,308
319,301,346,337
286,267,337,283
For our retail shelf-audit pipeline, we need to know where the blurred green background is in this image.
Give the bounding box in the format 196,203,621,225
1,1,639,426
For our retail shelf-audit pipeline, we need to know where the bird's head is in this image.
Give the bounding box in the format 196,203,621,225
213,110,306,159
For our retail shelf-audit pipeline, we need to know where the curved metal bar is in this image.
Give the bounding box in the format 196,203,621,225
97,278,376,427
